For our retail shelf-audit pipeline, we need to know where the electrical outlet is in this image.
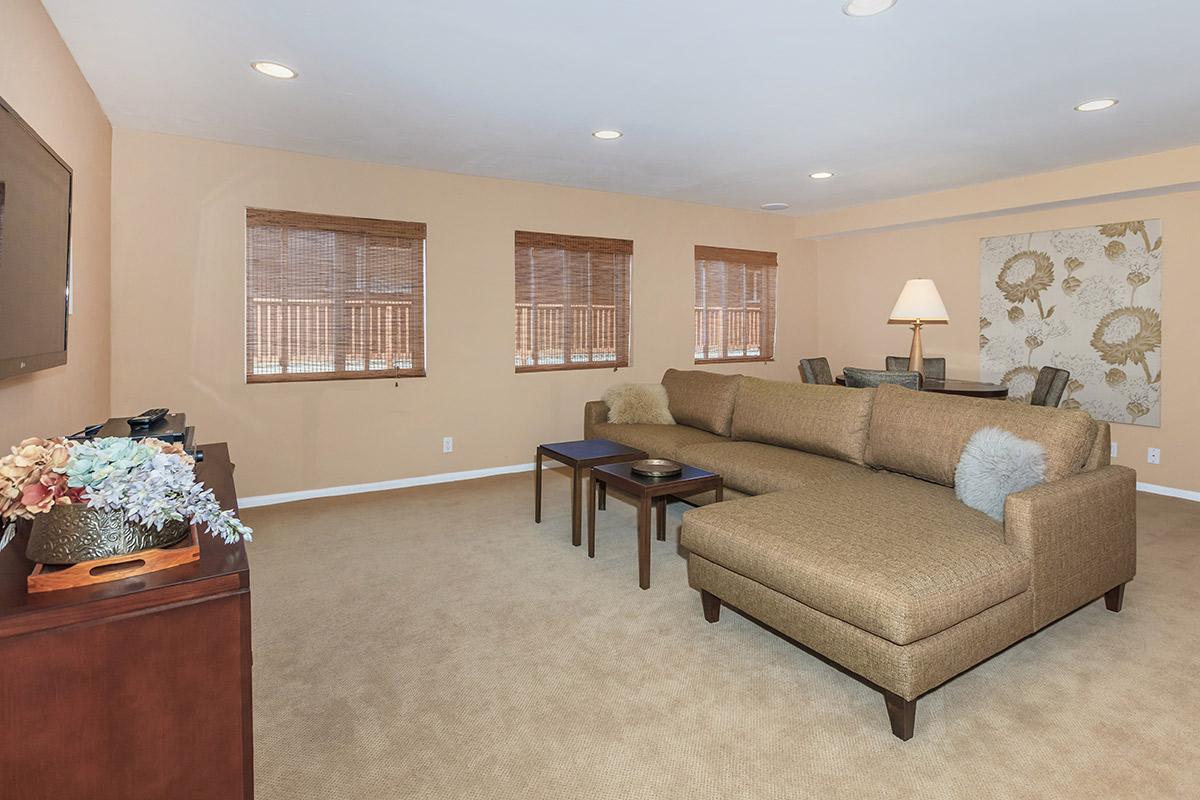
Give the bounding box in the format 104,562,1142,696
1147,447,1160,465
443,436,454,454
1110,442,1118,458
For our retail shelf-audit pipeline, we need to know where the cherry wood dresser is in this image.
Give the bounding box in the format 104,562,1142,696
0,443,253,800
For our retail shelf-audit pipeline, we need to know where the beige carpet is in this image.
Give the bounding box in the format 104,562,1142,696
243,470,1200,799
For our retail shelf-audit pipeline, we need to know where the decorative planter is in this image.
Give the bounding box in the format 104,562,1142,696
25,504,190,565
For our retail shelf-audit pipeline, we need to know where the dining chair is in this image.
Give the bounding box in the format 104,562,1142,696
885,355,946,381
798,357,835,385
843,367,921,390
1030,366,1071,407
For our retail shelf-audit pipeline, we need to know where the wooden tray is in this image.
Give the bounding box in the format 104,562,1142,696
27,524,201,593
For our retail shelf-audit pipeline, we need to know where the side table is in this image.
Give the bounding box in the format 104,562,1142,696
535,439,647,547
588,462,722,589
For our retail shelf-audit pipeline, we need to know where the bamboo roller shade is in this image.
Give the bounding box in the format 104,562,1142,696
245,208,427,383
694,245,778,363
694,244,777,267
514,231,632,372
515,230,633,256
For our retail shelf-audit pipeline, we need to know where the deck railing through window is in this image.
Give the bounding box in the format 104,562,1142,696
514,303,618,367
693,306,764,361
249,295,418,376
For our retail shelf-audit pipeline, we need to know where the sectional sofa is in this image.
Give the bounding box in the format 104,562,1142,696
584,369,1136,739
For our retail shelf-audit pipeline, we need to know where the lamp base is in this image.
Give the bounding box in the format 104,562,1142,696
908,322,925,380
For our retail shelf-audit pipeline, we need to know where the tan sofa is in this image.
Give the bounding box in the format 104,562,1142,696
584,369,1135,740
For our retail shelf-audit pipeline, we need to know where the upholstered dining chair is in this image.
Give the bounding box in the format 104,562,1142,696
885,355,946,381
1030,366,1071,407
843,366,921,390
798,357,835,385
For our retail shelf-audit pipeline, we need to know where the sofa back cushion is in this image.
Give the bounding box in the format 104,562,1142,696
731,378,874,465
1083,420,1111,471
865,383,1098,487
661,369,741,436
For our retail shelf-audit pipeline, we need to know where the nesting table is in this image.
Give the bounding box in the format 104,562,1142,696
534,439,647,547
588,462,723,590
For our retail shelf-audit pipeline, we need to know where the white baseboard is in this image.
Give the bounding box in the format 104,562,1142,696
240,467,1200,510
1136,481,1200,503
239,462,536,509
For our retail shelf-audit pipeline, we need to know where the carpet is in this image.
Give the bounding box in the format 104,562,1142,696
242,469,1200,799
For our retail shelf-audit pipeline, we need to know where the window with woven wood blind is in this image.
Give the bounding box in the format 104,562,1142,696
245,209,426,383
694,245,778,363
514,231,632,372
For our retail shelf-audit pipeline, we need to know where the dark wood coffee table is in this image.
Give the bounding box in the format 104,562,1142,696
535,439,647,547
834,375,1008,398
588,462,723,589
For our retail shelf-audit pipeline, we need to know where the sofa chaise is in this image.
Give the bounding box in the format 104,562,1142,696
584,369,1135,739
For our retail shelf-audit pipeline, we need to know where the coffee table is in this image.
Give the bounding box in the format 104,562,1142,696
588,462,723,589
535,439,648,547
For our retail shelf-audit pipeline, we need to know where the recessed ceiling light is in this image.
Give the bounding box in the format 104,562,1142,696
592,129,623,140
1074,98,1118,112
760,202,790,211
251,61,297,80
809,171,835,180
842,0,897,17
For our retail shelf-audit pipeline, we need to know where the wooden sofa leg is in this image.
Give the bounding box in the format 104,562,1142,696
1104,583,1126,612
701,590,721,623
884,691,916,741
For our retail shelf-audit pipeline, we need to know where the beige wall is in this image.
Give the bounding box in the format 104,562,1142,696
0,0,111,446
110,130,815,497
802,159,1200,494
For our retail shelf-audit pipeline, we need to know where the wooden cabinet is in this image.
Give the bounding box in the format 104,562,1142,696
0,443,253,800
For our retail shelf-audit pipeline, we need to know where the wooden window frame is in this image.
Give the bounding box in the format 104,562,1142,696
245,208,427,384
693,245,778,365
514,230,632,374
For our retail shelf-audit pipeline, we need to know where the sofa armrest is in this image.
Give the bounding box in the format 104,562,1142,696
584,400,610,439
1004,465,1136,629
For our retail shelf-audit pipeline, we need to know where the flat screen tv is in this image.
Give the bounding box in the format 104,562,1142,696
0,94,72,381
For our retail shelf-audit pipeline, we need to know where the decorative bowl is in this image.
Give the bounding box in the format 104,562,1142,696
631,458,683,478
26,504,190,565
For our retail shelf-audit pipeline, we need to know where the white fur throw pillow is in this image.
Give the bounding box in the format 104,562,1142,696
955,427,1047,522
604,383,675,425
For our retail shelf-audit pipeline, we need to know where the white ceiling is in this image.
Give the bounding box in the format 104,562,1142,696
41,0,1200,214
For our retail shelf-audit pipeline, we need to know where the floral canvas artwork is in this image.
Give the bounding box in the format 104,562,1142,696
979,220,1162,426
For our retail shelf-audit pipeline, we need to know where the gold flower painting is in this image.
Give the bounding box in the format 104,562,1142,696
979,219,1162,427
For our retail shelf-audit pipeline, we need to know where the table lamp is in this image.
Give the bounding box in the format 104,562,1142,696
887,278,948,378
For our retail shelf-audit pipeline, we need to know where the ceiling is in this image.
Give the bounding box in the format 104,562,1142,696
41,0,1200,215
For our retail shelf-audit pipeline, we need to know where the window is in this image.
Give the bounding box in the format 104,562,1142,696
514,230,631,372
245,209,426,382
694,245,777,363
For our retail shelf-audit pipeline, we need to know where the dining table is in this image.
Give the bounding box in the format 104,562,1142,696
835,375,1009,399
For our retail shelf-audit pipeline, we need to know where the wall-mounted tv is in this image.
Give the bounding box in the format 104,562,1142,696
0,94,72,381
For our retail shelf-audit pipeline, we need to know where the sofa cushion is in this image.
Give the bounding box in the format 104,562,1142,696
681,469,1030,645
589,422,726,461
677,441,866,496
866,383,1098,488
731,378,874,465
1083,420,1111,471
660,369,741,437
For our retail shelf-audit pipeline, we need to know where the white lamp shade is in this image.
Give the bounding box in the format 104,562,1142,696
888,278,949,323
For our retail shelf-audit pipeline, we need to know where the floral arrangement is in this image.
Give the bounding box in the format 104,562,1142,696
0,436,251,548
